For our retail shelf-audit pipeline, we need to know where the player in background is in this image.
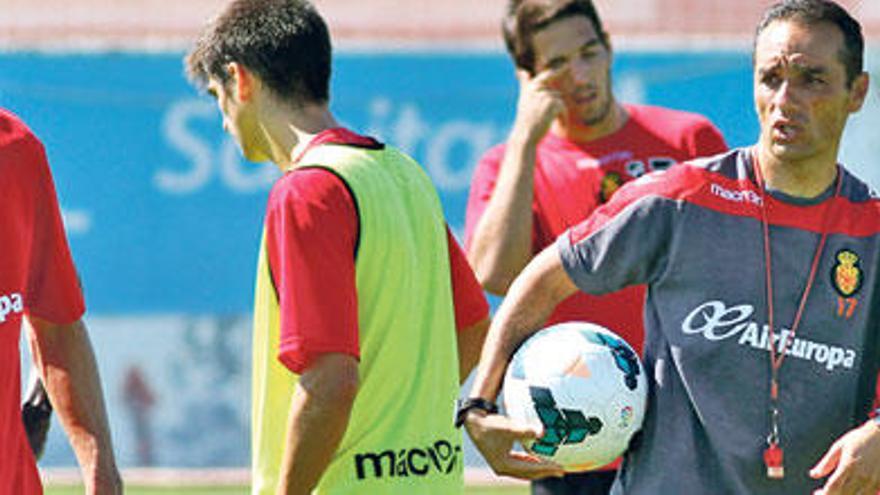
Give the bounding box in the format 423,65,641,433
462,0,880,493
463,1,726,493
0,108,122,494
184,1,490,493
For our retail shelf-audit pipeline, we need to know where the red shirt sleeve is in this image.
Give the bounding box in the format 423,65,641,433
266,168,360,374
464,145,543,254
25,136,85,324
446,228,489,331
463,146,504,251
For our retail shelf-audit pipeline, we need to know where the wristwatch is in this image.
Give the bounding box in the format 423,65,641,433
454,398,498,428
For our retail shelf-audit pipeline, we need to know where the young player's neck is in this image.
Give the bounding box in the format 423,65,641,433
553,102,628,144
263,101,338,170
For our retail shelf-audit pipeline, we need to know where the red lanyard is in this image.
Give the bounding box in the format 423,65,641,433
752,152,841,479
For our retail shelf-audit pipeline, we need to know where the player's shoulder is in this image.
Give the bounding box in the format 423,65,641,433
478,141,507,165
628,103,714,128
269,166,352,210
0,108,43,152
0,108,50,184
841,166,880,205
465,141,507,184
626,103,722,144
666,147,743,188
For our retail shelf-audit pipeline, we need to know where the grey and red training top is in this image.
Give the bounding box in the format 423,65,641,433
558,147,880,494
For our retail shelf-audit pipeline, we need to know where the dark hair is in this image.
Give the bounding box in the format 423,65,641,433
185,0,331,104
755,0,864,86
502,0,608,74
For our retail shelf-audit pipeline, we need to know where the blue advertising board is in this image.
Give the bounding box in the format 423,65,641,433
0,51,757,314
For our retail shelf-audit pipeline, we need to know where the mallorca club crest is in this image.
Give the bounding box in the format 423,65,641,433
599,172,623,204
831,249,863,298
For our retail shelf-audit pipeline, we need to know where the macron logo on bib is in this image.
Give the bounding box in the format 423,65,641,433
0,292,24,323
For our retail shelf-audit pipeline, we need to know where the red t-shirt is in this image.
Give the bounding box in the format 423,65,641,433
465,104,727,354
0,109,85,493
265,129,489,374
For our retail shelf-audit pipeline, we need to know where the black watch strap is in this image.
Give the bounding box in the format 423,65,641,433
454,398,498,428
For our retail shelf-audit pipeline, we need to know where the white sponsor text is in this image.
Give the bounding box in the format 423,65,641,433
710,183,763,205
682,300,856,371
0,292,24,323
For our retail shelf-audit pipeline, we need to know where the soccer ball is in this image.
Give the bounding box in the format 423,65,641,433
502,322,647,471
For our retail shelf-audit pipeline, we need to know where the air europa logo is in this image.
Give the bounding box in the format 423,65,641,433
0,292,24,323
710,183,763,205
354,439,461,480
681,300,856,371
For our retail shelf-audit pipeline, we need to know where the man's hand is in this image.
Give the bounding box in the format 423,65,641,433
511,67,567,146
810,419,880,494
464,246,578,480
464,409,565,480
466,67,568,294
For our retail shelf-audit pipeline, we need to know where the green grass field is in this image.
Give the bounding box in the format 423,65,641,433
46,486,529,495
47,489,245,495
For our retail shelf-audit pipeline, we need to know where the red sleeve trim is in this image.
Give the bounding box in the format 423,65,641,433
569,165,704,245
447,228,489,331
279,342,360,375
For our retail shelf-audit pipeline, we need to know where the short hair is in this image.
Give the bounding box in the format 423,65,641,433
502,0,608,74
185,0,331,104
755,0,864,86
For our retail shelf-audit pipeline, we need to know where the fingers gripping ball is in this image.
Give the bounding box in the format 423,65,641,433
503,322,647,471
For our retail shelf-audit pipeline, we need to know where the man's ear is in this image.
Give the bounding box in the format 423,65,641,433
847,71,870,113
226,62,258,102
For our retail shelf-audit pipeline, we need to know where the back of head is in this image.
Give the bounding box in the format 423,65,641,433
185,0,331,104
754,0,864,86
502,0,607,74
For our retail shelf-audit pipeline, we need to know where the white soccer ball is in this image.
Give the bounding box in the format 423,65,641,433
503,322,647,471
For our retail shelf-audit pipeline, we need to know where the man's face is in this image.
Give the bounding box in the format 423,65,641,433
754,20,868,165
207,74,269,163
531,15,613,127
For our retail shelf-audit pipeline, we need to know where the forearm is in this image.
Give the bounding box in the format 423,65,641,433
276,354,358,495
27,316,121,494
468,247,577,401
468,135,539,294
457,317,490,384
